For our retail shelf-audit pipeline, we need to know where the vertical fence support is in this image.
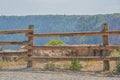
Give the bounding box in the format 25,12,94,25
27,25,34,68
102,23,110,71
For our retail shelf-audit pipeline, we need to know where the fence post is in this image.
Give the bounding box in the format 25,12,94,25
102,23,110,71
27,25,34,68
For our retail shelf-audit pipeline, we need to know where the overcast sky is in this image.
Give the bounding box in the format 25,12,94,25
0,0,120,15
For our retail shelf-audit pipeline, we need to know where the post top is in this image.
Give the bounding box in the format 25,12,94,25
102,23,108,26
102,23,109,31
29,25,34,29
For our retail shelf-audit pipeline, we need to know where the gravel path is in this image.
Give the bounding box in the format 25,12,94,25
0,68,120,80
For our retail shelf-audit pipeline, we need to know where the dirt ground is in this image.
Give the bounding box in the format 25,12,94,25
0,60,120,80
0,67,120,80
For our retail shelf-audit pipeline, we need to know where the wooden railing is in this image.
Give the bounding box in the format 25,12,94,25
0,23,120,71
0,25,34,67
33,45,120,50
34,30,120,37
0,29,32,34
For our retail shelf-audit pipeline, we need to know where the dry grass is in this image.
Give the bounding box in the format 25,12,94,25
32,60,117,72
0,59,27,68
0,59,118,73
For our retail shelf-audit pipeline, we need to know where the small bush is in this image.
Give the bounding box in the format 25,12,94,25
116,64,120,73
110,49,120,57
46,40,65,46
70,59,82,71
110,49,120,73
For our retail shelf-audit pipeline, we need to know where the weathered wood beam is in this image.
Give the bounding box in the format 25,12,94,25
0,29,33,34
34,30,120,37
27,25,34,68
0,51,27,56
32,45,120,50
102,23,110,71
0,41,28,46
28,56,120,61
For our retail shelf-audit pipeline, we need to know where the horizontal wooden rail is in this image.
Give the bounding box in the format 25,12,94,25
0,51,28,56
0,41,28,46
29,56,120,61
32,45,120,50
34,30,120,37
0,29,33,34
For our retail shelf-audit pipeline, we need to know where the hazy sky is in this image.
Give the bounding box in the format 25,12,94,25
0,0,120,15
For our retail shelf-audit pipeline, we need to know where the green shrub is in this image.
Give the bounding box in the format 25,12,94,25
70,59,82,71
116,64,120,73
46,40,65,46
110,49,120,57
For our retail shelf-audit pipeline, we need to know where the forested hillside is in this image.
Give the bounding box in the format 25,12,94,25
0,13,120,49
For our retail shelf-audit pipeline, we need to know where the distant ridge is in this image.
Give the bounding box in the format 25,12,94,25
0,13,120,50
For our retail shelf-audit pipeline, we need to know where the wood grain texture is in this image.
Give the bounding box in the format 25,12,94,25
0,29,33,34
0,41,28,46
32,45,120,50
34,30,120,37
27,56,120,61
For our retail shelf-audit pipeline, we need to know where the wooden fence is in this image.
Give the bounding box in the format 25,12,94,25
0,23,120,71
